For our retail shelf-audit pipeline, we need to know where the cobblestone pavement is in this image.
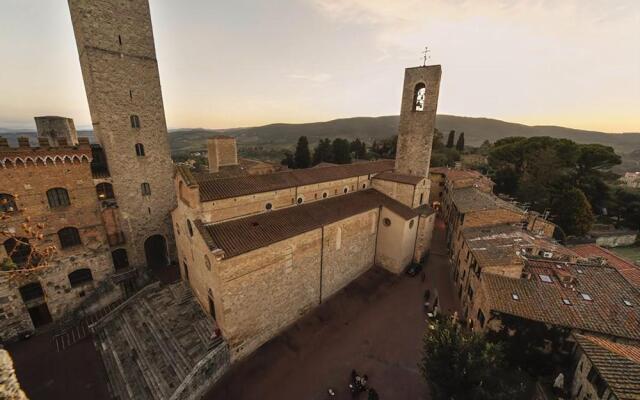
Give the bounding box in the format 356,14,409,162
206,216,460,400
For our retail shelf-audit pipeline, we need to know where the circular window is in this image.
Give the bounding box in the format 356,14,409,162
409,220,415,229
265,202,273,210
383,218,391,227
322,192,328,199
343,187,348,194
297,197,303,205
187,219,193,237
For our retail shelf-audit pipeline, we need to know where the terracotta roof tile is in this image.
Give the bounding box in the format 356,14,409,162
571,244,640,288
373,171,424,185
574,334,640,399
482,260,640,340
452,187,523,214
193,160,394,201
197,189,417,258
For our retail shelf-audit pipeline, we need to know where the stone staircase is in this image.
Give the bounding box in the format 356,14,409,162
91,282,229,400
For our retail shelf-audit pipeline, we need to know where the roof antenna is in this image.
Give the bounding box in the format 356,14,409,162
422,46,431,66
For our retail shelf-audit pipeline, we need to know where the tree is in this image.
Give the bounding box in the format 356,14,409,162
350,138,367,160
455,132,465,151
432,129,444,150
312,138,333,165
370,136,397,159
446,130,455,148
551,187,594,236
293,136,311,169
420,315,525,400
280,151,294,169
332,138,351,164
609,188,640,230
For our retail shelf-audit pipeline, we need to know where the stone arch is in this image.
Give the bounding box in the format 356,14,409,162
413,82,426,111
144,234,168,268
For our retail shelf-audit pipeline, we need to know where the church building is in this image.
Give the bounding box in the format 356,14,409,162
173,65,442,359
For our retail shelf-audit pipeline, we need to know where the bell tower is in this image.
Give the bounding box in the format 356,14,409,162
68,0,176,268
394,65,442,178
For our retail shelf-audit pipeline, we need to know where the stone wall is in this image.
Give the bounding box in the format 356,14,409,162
207,137,238,172
395,65,441,177
34,116,78,146
0,350,28,400
169,343,231,400
376,208,417,274
595,234,637,248
0,148,118,340
413,213,435,262
69,0,177,268
371,179,415,207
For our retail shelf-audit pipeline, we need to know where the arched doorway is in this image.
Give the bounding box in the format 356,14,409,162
111,249,129,270
144,235,168,268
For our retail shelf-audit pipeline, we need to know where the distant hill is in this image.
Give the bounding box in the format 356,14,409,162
2,114,639,156
168,115,640,154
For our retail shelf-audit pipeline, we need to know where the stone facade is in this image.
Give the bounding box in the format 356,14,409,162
34,116,78,146
395,65,441,178
0,138,120,340
69,0,176,269
207,136,238,173
0,350,28,400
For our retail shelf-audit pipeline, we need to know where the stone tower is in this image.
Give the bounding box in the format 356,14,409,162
68,0,176,268
35,116,78,146
394,65,441,178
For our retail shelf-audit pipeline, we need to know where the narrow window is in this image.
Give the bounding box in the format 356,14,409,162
47,188,70,208
129,89,133,100
130,115,140,129
477,309,485,328
187,219,193,237
135,143,145,156
0,193,18,213
58,227,81,249
141,182,151,196
68,268,93,288
118,35,122,46
413,83,426,111
205,256,211,271
419,193,424,205
336,227,342,250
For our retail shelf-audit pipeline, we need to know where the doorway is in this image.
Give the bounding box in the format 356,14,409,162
27,303,53,328
144,234,168,268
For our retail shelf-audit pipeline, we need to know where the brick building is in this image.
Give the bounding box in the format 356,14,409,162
172,65,440,360
0,133,121,340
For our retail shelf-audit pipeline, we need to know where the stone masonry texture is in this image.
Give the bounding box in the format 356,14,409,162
68,0,177,268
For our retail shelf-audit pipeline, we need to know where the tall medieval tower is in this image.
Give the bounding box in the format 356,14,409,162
394,65,442,178
68,0,176,268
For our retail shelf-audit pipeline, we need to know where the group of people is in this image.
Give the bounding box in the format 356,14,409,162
327,369,379,399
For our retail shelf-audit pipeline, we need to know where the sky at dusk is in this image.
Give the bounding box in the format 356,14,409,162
0,0,638,132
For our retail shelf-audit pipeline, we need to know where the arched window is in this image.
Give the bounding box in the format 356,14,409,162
413,83,426,111
141,182,151,196
187,219,193,237
135,143,145,156
47,188,70,208
3,237,31,265
111,248,129,270
0,193,18,213
130,115,140,128
68,268,93,288
58,227,81,249
96,183,114,200
19,282,44,302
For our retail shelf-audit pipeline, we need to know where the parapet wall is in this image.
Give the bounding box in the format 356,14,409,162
0,136,92,168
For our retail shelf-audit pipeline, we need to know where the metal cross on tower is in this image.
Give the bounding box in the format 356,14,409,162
422,46,431,66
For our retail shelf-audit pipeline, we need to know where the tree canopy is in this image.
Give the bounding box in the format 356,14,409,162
293,136,311,169
421,316,525,400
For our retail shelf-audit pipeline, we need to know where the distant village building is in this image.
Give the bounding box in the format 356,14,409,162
587,224,638,248
621,172,640,189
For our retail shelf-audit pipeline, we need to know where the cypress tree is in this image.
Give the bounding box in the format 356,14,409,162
455,132,465,151
446,130,455,148
294,136,311,169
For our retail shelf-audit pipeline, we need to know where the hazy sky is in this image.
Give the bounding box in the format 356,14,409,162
1,0,638,132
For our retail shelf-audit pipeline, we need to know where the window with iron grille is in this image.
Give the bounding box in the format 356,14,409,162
0,193,18,212
58,227,81,249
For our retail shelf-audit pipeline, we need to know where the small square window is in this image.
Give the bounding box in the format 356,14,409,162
562,299,572,305
511,293,519,300
580,293,593,301
623,300,633,307
539,274,553,283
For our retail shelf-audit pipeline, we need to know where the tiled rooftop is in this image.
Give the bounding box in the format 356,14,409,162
574,334,640,400
190,159,394,201
451,186,522,214
197,189,417,258
571,244,640,288
373,171,424,185
482,259,640,340
463,224,574,268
